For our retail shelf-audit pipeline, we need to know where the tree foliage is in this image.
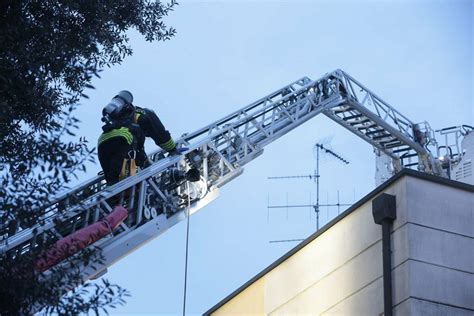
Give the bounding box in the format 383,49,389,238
0,245,131,315
0,0,177,314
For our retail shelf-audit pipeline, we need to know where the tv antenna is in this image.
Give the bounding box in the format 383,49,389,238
267,139,351,243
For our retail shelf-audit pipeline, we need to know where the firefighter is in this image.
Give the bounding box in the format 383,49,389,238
98,90,178,185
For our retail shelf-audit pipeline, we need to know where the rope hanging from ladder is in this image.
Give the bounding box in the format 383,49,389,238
182,182,192,316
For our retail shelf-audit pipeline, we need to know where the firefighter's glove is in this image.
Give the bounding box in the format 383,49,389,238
168,147,188,156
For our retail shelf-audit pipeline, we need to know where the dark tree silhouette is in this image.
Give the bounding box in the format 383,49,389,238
0,0,177,314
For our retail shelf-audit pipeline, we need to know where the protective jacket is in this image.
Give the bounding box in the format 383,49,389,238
97,106,176,184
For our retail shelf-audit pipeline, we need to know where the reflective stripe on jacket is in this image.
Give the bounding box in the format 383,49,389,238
159,138,176,151
98,127,134,146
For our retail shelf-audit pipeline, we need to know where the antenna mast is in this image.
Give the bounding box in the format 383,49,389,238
268,141,351,242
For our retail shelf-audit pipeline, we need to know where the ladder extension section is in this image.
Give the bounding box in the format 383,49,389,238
324,71,441,173
0,69,442,280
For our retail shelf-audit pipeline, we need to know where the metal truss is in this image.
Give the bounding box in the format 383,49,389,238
0,69,444,281
323,70,442,174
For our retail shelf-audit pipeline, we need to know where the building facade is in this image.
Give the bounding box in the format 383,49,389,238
206,170,474,315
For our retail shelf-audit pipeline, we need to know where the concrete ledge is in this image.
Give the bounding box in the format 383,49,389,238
393,259,474,310
407,223,473,273
394,297,474,315
410,260,474,309
405,177,474,237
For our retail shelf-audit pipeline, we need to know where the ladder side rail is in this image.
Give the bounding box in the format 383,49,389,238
339,75,416,141
2,69,417,254
188,78,344,173
5,133,235,255
197,93,312,169
147,74,336,163
209,94,344,169
177,77,312,142
248,95,344,150
237,74,343,145
338,70,444,174
79,187,221,283
70,70,448,279
334,85,444,174
25,69,424,240
4,69,446,268
49,175,104,206
28,78,314,230
26,176,105,233
1,155,184,253
77,144,230,281
150,75,335,168
206,69,435,173
346,100,427,154
323,110,401,160
72,79,348,279
339,70,416,136
13,128,241,254
61,77,321,208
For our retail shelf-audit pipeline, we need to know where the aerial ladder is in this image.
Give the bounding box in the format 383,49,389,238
0,69,470,281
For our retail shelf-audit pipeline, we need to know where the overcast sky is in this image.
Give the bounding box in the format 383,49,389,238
73,0,472,314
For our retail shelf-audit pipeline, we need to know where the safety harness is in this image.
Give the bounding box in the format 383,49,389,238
98,111,143,181
119,150,137,181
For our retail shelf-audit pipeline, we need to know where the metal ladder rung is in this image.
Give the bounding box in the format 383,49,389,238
350,119,371,126
357,124,378,131
372,134,392,140
381,139,404,147
392,146,411,153
380,138,399,144
401,152,418,158
383,141,403,148
342,114,363,121
365,129,386,136
404,162,418,167
334,108,352,114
